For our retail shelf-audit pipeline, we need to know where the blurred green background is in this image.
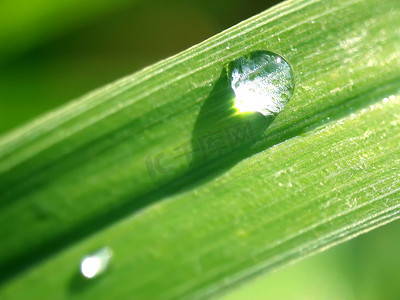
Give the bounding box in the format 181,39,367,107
1,0,399,298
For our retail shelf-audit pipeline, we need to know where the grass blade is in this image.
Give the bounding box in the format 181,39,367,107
1,0,400,298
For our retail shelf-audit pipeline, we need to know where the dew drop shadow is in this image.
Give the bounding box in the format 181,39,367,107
68,269,108,294
183,68,275,186
68,271,94,293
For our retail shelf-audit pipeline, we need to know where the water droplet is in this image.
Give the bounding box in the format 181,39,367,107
228,50,295,116
80,247,113,279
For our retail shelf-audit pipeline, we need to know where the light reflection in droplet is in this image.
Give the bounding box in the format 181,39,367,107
80,247,113,279
228,50,295,117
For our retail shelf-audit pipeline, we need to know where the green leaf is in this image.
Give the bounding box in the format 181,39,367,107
1,0,400,298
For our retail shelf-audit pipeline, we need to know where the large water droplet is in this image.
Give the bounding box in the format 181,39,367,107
80,247,113,279
228,50,295,116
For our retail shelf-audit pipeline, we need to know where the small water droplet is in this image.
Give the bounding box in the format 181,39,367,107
80,247,113,279
227,50,295,116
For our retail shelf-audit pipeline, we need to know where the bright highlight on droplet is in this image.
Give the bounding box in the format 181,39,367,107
80,247,113,279
228,50,295,116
